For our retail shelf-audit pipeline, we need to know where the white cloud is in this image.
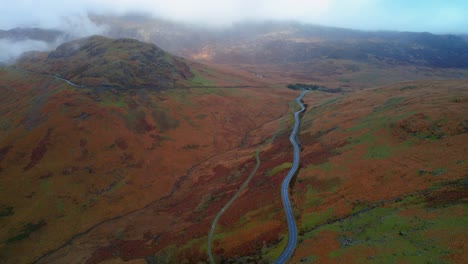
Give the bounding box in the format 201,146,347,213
0,39,49,64
0,0,467,33
2,0,467,63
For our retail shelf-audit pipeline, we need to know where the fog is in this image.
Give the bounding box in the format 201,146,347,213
1,0,467,63
0,39,50,64
2,0,468,33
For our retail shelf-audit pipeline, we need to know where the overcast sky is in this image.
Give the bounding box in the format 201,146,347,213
1,0,467,34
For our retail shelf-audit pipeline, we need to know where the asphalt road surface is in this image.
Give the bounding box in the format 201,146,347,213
274,90,308,264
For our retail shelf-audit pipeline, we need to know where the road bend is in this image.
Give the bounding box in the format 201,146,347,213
274,90,308,264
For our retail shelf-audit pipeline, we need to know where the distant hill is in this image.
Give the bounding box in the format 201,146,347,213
16,36,194,89
90,16,468,68
8,19,468,69
0,27,67,43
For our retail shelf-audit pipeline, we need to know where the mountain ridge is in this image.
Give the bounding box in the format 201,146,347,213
91,16,468,68
16,35,194,89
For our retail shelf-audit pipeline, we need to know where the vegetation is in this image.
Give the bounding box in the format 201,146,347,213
189,69,215,86
17,36,192,89
287,83,342,93
7,220,47,243
267,162,292,176
297,183,466,263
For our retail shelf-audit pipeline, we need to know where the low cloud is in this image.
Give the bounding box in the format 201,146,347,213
0,0,467,63
1,0,467,33
0,12,107,63
0,39,50,64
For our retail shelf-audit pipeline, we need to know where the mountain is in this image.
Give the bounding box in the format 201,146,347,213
0,37,287,263
0,19,467,264
16,36,194,89
91,16,468,68
0,27,67,43
6,18,468,69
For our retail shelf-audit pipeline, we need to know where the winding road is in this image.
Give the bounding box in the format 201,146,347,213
15,67,85,88
14,64,308,262
207,90,307,263
274,90,308,264
207,149,262,264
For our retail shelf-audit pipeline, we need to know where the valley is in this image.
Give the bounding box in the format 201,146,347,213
0,18,467,264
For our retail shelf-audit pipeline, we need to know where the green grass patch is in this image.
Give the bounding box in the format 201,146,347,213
364,145,392,159
302,97,342,122
99,96,127,108
301,194,463,263
56,199,65,214
192,87,226,96
307,162,334,172
271,84,286,88
341,133,376,150
267,116,286,144
339,107,415,157
107,179,126,195
264,235,288,261
152,244,177,263
179,237,207,258
349,115,387,133
400,85,417,91
40,179,51,193
152,107,180,132
267,162,292,176
160,134,175,142
189,69,215,86
165,89,193,106
196,193,215,212
0,119,12,132
304,194,323,208
301,207,334,231
373,97,404,113
431,168,448,177
305,185,318,197
328,250,344,258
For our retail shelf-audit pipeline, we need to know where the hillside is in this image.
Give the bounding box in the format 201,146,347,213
16,36,194,89
0,22,466,264
2,54,466,263
0,54,292,263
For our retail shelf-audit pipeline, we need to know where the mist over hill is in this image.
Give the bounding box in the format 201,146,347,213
2,14,468,68
89,15,468,68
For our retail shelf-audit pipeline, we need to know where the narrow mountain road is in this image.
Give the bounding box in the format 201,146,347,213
274,90,308,264
15,67,85,88
207,90,307,264
207,148,261,264
207,112,288,263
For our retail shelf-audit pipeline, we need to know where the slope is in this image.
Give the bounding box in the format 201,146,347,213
0,36,294,263
16,36,194,89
